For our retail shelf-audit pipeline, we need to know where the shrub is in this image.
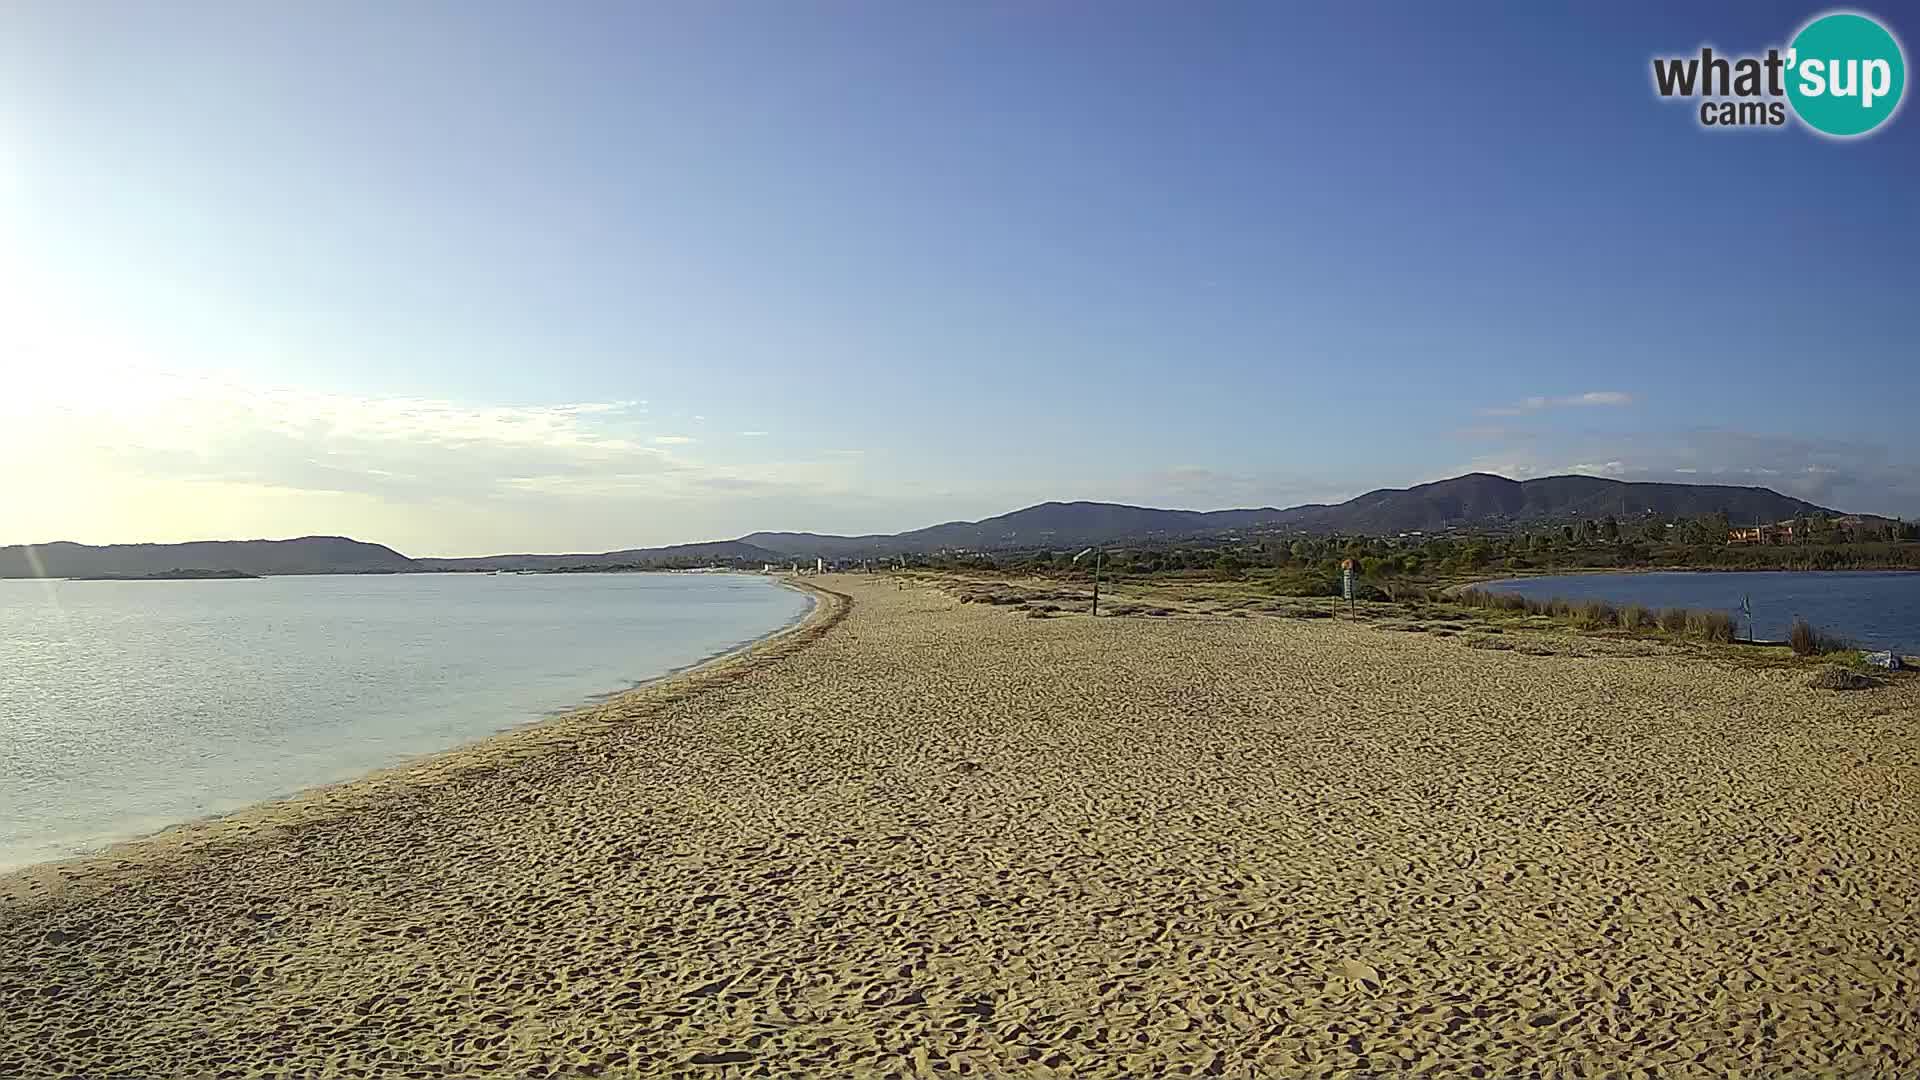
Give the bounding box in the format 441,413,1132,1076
1458,588,1528,613
1619,604,1651,631
1658,607,1689,634
1789,618,1857,656
1685,609,1735,643
1789,617,1818,656
1573,600,1618,629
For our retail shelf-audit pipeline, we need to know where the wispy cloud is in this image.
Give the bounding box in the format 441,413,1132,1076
739,430,769,437
1479,391,1634,417
2,369,863,509
1451,424,1538,442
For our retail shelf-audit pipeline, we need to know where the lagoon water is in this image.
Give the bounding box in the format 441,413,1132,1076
1483,571,1920,652
0,572,811,871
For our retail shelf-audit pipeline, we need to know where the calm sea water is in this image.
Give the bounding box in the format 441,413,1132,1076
1483,571,1919,651
0,572,810,870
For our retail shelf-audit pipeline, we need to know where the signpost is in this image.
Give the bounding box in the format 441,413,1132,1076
1341,558,1356,617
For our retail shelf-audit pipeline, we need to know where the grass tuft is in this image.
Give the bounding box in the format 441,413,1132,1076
1790,617,1857,657
1457,589,1740,645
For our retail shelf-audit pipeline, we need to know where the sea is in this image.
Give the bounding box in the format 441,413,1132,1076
1480,570,1919,652
0,571,811,871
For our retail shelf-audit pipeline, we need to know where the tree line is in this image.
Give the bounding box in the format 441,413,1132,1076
918,511,1920,595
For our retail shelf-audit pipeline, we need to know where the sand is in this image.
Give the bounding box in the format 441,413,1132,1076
4,574,1919,1078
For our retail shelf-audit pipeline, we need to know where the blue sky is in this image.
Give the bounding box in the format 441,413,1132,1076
2,2,1914,554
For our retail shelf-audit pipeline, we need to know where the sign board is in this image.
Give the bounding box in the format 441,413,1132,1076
1341,564,1355,601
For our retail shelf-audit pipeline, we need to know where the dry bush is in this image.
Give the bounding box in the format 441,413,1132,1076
1573,600,1618,629
1685,609,1735,643
1459,589,1528,613
1789,618,1816,655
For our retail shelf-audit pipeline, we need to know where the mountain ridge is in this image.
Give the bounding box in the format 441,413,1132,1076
0,474,1850,576
0,536,416,579
739,474,1839,557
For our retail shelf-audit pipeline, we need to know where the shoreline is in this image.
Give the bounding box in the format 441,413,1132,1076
0,575,846,905
545,577,819,715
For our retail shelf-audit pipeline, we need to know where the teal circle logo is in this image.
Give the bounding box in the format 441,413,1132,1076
1787,12,1906,137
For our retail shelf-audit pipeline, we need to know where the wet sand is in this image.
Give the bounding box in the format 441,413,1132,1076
4,574,1918,1077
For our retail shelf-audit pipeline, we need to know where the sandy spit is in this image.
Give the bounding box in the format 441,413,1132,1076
3,574,1918,1078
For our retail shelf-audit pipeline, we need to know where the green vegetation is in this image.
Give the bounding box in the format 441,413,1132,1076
922,509,1920,592
908,510,1915,659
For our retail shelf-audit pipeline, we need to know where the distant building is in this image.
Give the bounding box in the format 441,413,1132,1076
1728,522,1798,545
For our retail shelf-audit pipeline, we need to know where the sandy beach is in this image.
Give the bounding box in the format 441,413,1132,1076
4,574,1918,1077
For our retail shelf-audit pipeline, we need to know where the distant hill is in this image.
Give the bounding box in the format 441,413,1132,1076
2,473,1846,575
411,539,785,572
0,536,415,579
1281,473,1834,536
742,502,1309,559
741,474,1838,556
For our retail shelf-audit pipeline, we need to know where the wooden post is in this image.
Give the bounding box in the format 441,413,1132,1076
1092,549,1102,617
